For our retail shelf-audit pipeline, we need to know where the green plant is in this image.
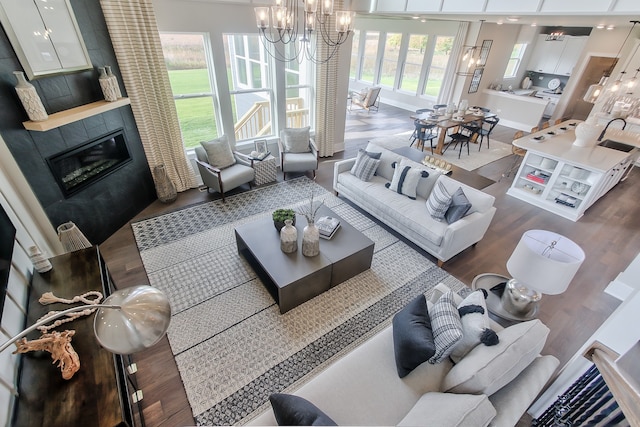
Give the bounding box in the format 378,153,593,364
272,209,296,223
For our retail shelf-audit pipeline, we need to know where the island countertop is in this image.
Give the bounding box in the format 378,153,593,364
513,120,639,173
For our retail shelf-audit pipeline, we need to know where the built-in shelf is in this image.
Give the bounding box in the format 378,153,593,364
22,98,131,132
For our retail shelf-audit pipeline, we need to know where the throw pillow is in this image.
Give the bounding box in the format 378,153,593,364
269,393,337,426
363,149,382,159
449,290,499,363
442,319,550,396
200,135,236,169
392,294,436,378
385,158,429,200
350,149,381,182
426,180,453,221
428,290,463,364
282,127,311,153
445,187,472,224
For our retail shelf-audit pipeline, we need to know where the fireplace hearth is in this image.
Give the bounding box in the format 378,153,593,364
47,129,132,198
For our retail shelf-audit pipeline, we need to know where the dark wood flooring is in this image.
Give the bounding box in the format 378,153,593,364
99,103,639,426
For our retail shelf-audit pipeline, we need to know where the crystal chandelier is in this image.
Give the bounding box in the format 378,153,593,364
254,0,354,64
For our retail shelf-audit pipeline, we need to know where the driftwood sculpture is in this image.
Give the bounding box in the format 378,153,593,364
13,330,80,380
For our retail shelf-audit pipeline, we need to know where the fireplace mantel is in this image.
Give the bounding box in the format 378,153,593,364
22,98,131,132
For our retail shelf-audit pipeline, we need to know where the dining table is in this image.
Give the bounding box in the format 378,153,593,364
410,111,495,155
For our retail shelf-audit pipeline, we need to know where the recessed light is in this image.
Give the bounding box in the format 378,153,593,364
531,23,537,27
420,19,426,23
412,16,419,20
607,25,615,30
506,16,520,22
497,21,503,25
596,24,605,29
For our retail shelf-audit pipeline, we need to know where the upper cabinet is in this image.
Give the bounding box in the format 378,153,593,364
527,35,588,76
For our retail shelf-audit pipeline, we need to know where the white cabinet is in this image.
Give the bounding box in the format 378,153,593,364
527,35,587,76
507,151,630,221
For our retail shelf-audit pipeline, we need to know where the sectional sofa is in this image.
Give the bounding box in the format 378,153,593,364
332,143,496,266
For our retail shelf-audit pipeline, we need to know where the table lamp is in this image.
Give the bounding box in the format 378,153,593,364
0,285,171,354
502,230,585,318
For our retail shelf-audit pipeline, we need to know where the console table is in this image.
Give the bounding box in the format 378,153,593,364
13,246,140,427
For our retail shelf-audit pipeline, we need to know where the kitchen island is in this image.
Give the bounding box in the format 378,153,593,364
507,120,640,221
482,88,550,131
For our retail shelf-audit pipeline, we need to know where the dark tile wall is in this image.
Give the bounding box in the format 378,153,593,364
0,0,156,244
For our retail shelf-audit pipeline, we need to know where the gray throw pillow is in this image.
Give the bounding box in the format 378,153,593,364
426,180,453,221
392,294,436,378
269,393,337,426
282,127,311,153
351,149,381,182
428,290,463,364
200,135,236,169
445,187,472,224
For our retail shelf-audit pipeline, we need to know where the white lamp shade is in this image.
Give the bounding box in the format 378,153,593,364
506,230,585,295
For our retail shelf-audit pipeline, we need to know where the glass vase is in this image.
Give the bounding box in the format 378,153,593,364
280,219,297,253
153,164,177,203
302,222,320,257
13,71,48,121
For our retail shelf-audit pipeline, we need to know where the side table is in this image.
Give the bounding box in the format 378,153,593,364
253,154,277,186
471,273,537,322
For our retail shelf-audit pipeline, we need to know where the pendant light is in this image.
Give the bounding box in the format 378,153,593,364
456,20,487,76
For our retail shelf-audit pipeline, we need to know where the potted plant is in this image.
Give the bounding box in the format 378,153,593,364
272,209,296,232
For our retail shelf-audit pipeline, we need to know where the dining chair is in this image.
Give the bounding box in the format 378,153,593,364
501,130,527,180
472,116,500,150
541,121,550,129
554,118,564,125
415,108,432,114
471,106,491,113
531,126,539,133
410,120,438,154
445,126,479,159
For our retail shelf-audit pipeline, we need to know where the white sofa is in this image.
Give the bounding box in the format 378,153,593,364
332,143,496,266
249,284,560,426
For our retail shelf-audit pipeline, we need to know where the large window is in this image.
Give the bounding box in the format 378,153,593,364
160,33,218,149
360,31,380,84
423,36,454,97
505,43,527,78
349,30,360,80
400,34,427,92
284,43,313,129
380,33,402,88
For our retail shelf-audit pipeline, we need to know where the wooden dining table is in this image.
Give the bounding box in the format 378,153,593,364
410,111,494,155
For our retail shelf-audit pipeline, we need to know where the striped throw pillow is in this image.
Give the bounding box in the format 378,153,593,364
385,158,429,199
350,149,381,181
426,180,453,221
428,290,463,364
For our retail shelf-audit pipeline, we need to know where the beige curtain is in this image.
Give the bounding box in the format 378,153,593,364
99,0,197,191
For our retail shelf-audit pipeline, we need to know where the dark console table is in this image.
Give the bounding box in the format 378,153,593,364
13,246,140,427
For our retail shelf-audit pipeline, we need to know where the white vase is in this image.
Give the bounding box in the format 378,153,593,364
280,219,298,253
98,67,118,102
573,120,601,147
28,245,52,273
302,222,320,257
105,65,122,98
522,76,532,89
13,71,48,122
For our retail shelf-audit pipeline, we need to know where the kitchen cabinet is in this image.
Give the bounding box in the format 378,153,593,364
527,35,587,76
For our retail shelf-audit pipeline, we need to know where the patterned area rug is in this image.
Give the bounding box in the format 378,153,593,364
131,177,467,425
370,131,513,171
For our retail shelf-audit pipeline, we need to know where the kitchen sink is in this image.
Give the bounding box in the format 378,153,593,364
597,139,636,153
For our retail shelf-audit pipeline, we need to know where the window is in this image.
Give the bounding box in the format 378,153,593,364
160,33,219,149
505,43,527,78
224,34,273,142
380,33,402,88
400,34,427,93
361,31,380,84
284,43,313,130
424,36,454,98
349,30,360,80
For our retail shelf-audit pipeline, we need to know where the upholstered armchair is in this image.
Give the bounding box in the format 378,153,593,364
349,87,381,113
195,135,255,202
278,127,318,180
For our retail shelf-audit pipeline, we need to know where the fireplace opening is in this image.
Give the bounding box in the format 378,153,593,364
47,129,132,198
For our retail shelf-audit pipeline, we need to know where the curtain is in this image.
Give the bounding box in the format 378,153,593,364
99,0,197,192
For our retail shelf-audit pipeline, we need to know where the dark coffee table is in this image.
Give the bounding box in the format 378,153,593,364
235,205,374,313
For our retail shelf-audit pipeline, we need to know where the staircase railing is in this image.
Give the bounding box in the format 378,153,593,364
234,97,309,141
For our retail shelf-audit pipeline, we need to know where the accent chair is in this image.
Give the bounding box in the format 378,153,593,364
278,127,318,180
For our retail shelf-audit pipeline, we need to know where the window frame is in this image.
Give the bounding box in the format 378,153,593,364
504,43,527,79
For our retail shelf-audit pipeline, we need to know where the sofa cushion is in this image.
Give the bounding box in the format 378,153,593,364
426,180,453,221
445,187,472,224
200,135,236,169
392,294,436,378
437,175,494,215
397,392,496,427
350,149,381,182
269,393,337,426
428,291,463,364
282,127,311,153
386,158,429,199
449,290,498,363
365,143,401,181
442,319,550,396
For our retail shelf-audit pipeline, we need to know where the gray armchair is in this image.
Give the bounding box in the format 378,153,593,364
278,127,318,180
195,135,255,202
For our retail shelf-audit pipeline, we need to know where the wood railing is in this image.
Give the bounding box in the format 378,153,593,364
234,97,309,141
584,340,640,426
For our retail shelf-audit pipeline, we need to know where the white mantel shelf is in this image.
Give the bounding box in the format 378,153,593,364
22,98,131,132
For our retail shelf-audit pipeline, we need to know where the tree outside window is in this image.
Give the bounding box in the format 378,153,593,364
424,36,453,98
505,43,527,78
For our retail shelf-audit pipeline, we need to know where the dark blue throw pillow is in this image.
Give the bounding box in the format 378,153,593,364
392,294,436,378
269,393,337,426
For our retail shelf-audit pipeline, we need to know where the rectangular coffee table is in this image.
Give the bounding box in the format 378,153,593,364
235,205,374,313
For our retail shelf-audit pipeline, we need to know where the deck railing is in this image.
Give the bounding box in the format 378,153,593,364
234,97,309,141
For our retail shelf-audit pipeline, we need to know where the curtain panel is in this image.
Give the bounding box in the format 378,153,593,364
99,0,197,192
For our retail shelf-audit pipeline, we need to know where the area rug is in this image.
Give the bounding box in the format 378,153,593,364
131,177,467,426
369,131,512,171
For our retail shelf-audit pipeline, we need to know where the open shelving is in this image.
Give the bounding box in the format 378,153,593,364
22,98,131,132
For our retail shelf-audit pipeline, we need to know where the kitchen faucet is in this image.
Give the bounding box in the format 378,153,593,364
598,118,627,141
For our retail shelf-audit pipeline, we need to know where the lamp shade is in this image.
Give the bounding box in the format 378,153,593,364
94,285,171,354
506,230,585,295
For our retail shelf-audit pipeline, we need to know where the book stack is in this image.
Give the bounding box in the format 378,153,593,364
526,172,550,184
316,216,341,240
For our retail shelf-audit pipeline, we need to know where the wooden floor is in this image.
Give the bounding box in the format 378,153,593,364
100,104,640,426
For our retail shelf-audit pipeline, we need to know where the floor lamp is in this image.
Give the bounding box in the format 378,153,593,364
502,230,585,318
